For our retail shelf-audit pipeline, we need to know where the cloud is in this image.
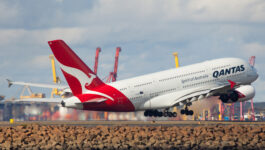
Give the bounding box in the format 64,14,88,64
0,28,87,47
27,55,51,69
77,0,265,26
252,78,265,102
0,1,19,25
242,42,265,58
0,76,7,85
0,29,27,46
185,0,265,22
0,0,264,30
55,0,64,2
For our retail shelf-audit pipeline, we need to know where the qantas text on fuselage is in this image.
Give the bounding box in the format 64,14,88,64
213,65,245,78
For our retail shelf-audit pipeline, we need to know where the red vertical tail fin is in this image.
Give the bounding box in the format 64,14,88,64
249,56,256,66
48,40,104,96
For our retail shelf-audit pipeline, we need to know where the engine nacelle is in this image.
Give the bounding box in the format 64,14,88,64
219,85,255,103
235,85,255,102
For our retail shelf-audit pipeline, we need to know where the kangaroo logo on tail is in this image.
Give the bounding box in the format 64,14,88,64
59,63,97,93
60,63,114,101
85,73,96,89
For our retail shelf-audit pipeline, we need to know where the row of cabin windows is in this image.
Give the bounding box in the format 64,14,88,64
159,70,206,82
212,64,231,70
183,79,216,88
131,95,143,100
134,82,152,87
120,81,153,91
120,71,242,91
120,88,127,91
150,88,176,97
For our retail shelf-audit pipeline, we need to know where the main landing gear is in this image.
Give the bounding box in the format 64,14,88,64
180,103,194,116
144,109,177,117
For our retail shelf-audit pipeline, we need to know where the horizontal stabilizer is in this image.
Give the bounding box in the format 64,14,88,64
2,98,62,103
7,79,68,89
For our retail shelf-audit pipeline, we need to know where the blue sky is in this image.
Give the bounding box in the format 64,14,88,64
0,0,264,102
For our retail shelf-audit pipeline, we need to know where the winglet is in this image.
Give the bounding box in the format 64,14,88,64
228,80,236,89
7,79,12,88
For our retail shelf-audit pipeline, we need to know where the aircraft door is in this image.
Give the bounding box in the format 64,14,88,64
128,85,150,109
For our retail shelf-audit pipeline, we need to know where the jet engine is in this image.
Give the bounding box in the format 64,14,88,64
235,85,255,102
219,85,255,103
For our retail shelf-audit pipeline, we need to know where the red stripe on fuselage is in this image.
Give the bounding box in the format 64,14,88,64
76,84,135,112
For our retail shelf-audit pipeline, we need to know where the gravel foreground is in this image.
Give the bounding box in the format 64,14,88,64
0,124,264,149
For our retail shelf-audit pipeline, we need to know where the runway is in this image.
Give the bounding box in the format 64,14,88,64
0,120,264,126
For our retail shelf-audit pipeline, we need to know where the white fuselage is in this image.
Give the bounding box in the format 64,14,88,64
109,58,258,111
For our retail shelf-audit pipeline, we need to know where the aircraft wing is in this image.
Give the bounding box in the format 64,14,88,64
146,87,212,109
170,88,212,106
171,80,241,106
210,80,242,94
7,79,68,89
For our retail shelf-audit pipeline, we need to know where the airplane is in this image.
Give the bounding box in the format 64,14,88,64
8,39,258,117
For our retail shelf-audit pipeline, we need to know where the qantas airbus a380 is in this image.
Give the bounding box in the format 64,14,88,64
10,40,258,117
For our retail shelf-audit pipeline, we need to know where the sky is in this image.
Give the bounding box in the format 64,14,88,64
0,0,264,102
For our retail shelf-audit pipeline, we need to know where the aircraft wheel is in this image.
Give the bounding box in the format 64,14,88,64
173,112,177,117
181,109,185,115
168,112,173,117
148,110,153,117
188,110,194,116
153,110,158,117
144,111,149,117
158,112,163,117
163,112,168,117
185,110,190,115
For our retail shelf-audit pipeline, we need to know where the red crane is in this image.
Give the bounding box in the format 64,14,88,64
94,47,101,75
104,47,121,120
106,47,121,83
249,56,256,121
240,102,244,121
240,56,256,121
220,103,235,121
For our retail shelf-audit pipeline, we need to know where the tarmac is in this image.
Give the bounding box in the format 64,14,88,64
0,120,264,126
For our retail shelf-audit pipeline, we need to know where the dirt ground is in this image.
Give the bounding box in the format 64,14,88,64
0,124,264,149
